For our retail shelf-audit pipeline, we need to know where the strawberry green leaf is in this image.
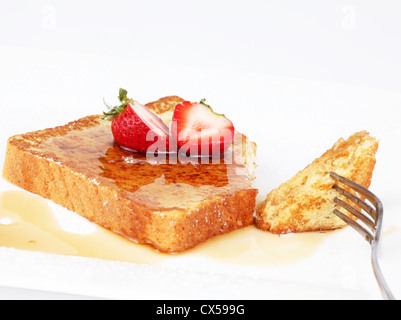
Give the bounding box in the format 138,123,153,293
118,88,128,102
102,88,130,120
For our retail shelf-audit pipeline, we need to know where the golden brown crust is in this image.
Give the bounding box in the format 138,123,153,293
2,97,258,253
146,96,185,114
255,131,379,234
146,96,185,129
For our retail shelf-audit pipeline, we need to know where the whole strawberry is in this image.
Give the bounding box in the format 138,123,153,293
103,89,171,154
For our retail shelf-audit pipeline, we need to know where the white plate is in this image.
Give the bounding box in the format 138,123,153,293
0,44,401,300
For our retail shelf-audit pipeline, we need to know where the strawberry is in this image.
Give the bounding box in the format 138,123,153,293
171,99,235,157
103,89,171,154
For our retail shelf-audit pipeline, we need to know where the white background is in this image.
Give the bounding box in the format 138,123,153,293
0,0,401,300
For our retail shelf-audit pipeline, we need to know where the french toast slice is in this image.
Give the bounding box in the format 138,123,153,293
2,96,258,254
255,131,378,234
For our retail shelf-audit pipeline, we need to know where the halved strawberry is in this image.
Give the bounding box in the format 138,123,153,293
171,99,235,157
103,89,171,154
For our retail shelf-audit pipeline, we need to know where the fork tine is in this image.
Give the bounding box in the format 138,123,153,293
330,172,380,215
330,172,377,240
332,184,377,221
333,208,374,244
334,197,376,232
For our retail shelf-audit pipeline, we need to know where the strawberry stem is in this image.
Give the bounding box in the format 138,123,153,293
103,88,132,120
199,98,212,109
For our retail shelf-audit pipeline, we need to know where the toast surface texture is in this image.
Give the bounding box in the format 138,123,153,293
255,131,378,234
3,96,257,253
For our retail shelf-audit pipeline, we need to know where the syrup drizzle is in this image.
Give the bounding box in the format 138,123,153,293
36,125,252,209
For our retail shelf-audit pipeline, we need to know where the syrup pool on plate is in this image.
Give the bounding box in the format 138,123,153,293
0,191,168,264
0,190,329,267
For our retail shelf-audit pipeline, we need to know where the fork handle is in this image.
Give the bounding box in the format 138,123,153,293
371,244,395,300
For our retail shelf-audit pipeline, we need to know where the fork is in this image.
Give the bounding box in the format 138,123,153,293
330,172,395,300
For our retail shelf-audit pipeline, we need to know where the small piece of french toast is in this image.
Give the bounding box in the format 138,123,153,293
255,131,379,234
